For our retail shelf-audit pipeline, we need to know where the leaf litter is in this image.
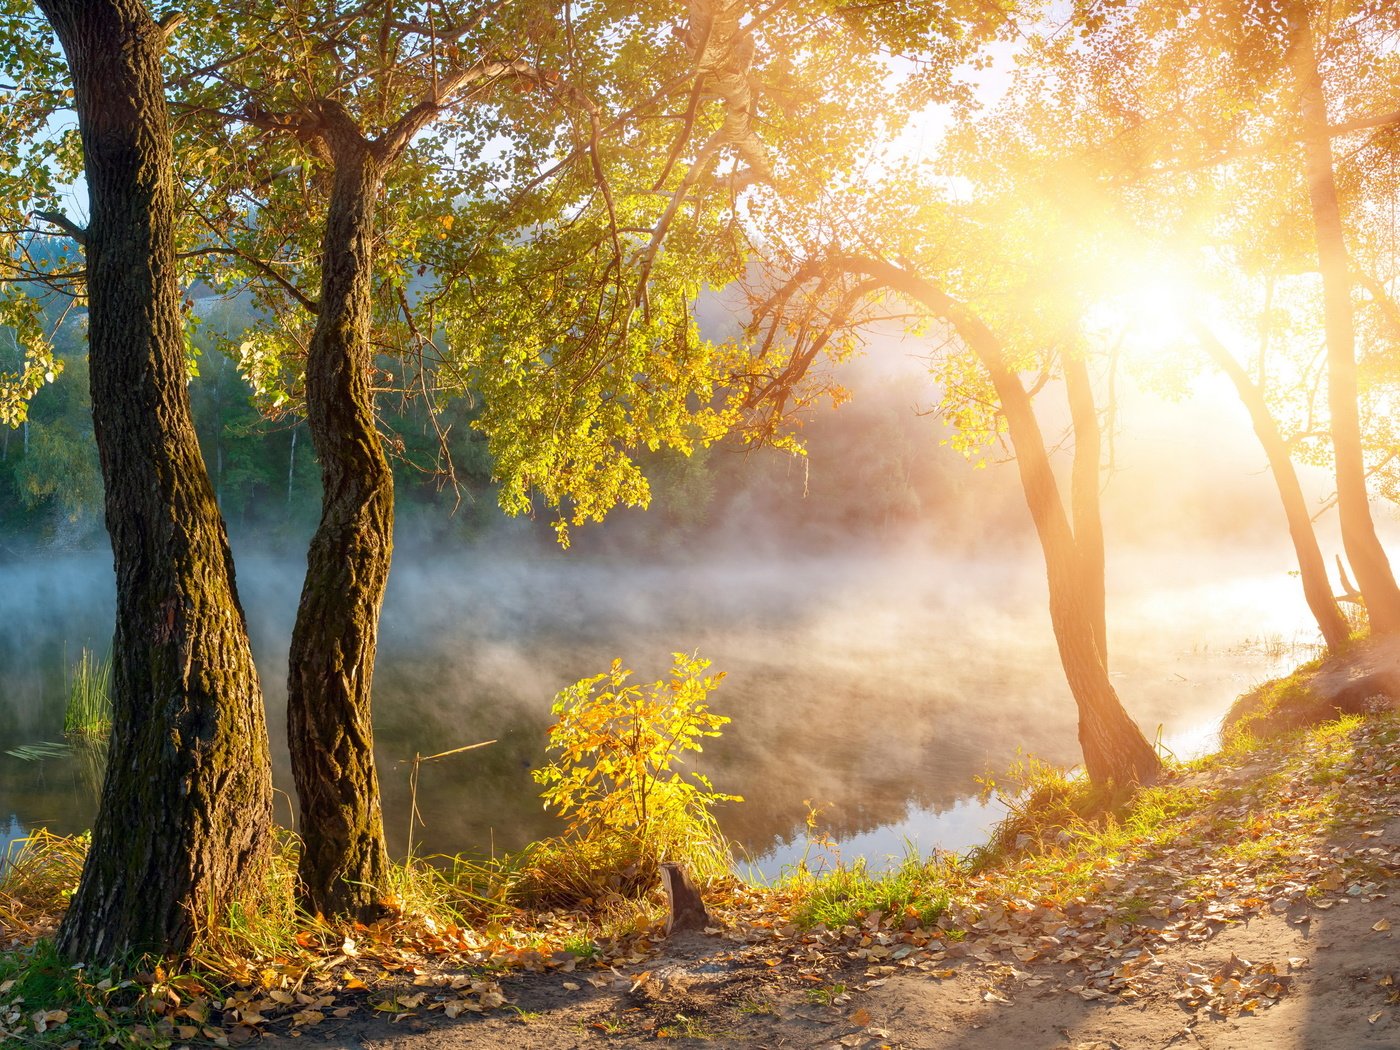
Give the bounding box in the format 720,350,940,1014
2,715,1398,1045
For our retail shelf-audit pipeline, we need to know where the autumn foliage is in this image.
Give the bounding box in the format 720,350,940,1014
522,653,741,906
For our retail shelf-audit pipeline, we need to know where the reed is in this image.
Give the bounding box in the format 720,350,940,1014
63,647,112,738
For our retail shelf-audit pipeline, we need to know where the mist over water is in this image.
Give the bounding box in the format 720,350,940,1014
0,350,1363,871
0,527,1319,874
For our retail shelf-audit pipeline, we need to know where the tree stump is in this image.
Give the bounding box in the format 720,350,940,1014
660,861,709,935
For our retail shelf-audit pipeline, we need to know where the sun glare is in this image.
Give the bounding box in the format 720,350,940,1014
1087,260,1208,357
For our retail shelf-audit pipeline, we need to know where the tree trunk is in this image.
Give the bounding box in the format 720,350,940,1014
1288,7,1400,636
287,425,298,507
38,0,273,963
1064,353,1108,664
1197,325,1351,650
836,256,1160,784
987,357,1160,785
286,104,393,920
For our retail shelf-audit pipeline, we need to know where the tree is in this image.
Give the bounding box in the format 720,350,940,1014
167,0,752,918
745,252,1162,785
1283,2,1400,634
164,0,943,914
688,0,1225,782
1195,322,1352,649
7,0,275,961
991,6,1359,652
1063,0,1400,632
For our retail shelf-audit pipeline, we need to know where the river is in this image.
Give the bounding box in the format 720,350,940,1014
0,539,1319,877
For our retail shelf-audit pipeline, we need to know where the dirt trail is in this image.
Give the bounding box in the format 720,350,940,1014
263,809,1400,1048
258,646,1400,1050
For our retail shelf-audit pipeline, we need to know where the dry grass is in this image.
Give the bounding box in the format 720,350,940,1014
0,828,86,946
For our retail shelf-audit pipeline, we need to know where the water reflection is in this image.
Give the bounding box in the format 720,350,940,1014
0,543,1316,876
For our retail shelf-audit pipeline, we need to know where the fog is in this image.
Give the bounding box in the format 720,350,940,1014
0,528,1319,872
1,352,1385,872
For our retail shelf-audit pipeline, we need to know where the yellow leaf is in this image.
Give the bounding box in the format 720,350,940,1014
1374,919,1392,932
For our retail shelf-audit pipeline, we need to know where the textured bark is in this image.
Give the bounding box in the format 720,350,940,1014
286,104,393,919
37,0,273,962
1289,7,1400,636
833,256,1161,785
1198,326,1351,651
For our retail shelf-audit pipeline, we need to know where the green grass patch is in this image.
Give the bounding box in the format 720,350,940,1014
792,850,951,929
0,940,131,1046
1220,649,1375,744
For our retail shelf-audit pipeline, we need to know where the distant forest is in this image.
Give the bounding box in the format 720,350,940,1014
0,252,1031,557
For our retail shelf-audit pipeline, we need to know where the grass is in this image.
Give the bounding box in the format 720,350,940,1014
738,996,774,1016
1,828,87,943
803,983,846,1006
1219,646,1371,744
562,934,600,960
0,940,132,1046
63,648,112,738
657,1012,725,1039
792,849,951,929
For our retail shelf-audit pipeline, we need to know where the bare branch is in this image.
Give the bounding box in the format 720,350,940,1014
32,210,87,245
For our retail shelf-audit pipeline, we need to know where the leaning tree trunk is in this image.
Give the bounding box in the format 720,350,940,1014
1064,353,1108,665
1288,7,1400,636
1196,325,1351,651
839,256,1161,784
38,0,273,963
988,358,1161,785
286,104,393,920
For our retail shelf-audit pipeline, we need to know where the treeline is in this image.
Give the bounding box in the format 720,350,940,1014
1,283,1028,555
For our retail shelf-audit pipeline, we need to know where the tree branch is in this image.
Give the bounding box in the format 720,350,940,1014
32,210,87,245
376,58,539,161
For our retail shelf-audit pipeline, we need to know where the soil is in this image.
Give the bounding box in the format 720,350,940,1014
255,637,1400,1050
258,841,1400,1050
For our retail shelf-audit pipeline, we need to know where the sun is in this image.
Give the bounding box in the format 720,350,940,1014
1085,252,1209,358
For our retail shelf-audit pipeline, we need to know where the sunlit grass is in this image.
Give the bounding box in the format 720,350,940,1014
791,849,951,929
0,828,86,945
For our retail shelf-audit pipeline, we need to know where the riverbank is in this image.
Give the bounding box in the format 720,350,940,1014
4,641,1399,1048
269,712,1400,1049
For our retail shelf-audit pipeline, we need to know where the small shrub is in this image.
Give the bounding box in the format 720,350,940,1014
528,652,741,906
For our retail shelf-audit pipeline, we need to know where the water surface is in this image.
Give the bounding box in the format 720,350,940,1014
0,541,1317,875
